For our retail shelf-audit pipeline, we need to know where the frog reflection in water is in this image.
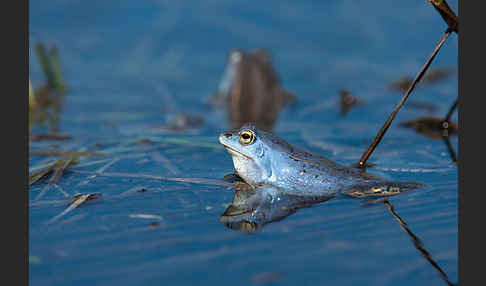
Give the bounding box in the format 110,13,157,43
220,182,334,232
213,49,296,132
219,123,423,232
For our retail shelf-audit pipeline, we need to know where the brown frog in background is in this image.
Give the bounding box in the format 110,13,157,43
212,48,296,132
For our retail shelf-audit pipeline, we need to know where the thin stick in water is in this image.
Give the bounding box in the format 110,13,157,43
70,170,234,187
44,193,99,225
442,136,457,163
444,98,458,122
34,157,77,200
357,28,453,168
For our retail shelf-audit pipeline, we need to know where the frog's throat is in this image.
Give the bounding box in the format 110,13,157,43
224,146,253,161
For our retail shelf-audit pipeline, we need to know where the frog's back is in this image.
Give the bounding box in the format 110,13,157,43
263,129,377,178
259,130,380,195
288,146,379,181
282,145,423,196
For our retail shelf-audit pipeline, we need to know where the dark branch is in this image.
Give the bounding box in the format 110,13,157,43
357,28,453,168
428,0,459,33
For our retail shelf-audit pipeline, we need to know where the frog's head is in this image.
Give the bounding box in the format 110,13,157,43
219,123,278,186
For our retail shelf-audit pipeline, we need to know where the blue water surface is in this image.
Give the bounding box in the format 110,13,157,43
29,1,458,285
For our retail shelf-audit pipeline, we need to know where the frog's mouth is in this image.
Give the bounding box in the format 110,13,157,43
224,146,253,161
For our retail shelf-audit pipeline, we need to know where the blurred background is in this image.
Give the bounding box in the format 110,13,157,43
29,1,458,285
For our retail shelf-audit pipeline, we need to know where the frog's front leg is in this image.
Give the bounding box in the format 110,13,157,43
223,172,244,183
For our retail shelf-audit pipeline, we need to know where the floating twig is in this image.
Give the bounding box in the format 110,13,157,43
75,154,148,169
70,192,102,203
34,157,79,200
70,170,234,187
75,157,121,187
52,184,70,198
29,157,79,186
150,151,181,175
29,164,57,186
44,193,101,225
129,214,163,220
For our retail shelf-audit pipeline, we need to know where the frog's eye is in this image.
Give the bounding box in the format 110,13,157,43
239,130,255,145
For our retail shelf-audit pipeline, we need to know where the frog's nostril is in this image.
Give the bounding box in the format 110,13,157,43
223,132,232,138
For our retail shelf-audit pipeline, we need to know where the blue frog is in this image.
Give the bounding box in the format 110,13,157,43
219,123,422,198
